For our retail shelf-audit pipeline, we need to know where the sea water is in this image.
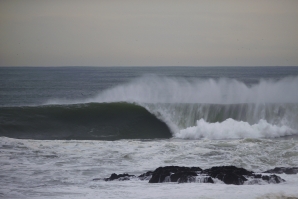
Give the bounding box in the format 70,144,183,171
1,66,298,198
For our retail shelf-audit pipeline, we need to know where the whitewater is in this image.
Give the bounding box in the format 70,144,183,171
1,66,298,199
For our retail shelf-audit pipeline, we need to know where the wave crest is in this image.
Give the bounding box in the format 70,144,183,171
90,75,298,104
46,75,298,105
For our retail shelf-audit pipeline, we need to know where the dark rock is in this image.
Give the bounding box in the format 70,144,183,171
253,174,262,178
263,167,298,175
138,171,153,180
204,176,214,183
171,171,197,183
148,167,170,183
149,166,203,183
261,174,285,184
176,174,214,184
202,166,252,185
104,173,135,181
98,165,285,185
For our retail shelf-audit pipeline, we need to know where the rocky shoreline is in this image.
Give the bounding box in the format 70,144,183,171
94,166,298,185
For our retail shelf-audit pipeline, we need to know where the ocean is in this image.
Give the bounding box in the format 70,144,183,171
1,66,298,199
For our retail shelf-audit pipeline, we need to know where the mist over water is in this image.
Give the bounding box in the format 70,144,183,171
86,75,298,104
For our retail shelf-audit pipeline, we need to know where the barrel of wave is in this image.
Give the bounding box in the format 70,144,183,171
0,102,172,140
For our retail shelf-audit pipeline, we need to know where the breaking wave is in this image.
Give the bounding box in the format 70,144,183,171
3,75,298,140
93,75,298,104
144,103,298,139
46,75,298,104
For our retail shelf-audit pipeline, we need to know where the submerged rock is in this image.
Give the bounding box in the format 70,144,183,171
260,174,285,184
98,165,286,185
263,167,298,175
104,173,136,181
138,171,153,181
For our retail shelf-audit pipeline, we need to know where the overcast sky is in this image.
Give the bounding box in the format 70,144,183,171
1,0,298,66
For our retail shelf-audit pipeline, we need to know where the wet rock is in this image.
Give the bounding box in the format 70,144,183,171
261,174,285,183
99,165,286,185
138,171,153,180
170,171,197,183
263,167,298,175
148,166,202,183
202,166,252,185
177,174,214,184
104,173,136,181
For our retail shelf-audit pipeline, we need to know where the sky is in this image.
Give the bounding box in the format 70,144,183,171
1,0,298,67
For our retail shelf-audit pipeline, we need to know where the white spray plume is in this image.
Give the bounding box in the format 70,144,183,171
46,75,298,105
88,75,298,104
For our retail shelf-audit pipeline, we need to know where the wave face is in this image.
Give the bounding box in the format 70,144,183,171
0,103,172,140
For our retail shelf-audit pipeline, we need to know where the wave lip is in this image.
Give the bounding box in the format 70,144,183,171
176,118,297,140
90,75,298,104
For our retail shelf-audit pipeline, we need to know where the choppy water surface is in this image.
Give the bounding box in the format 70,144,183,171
1,137,298,198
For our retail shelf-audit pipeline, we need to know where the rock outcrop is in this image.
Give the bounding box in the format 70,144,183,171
148,166,205,183
96,165,286,185
263,167,298,175
201,166,252,185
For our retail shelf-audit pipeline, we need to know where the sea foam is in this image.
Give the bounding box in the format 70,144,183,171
176,118,296,140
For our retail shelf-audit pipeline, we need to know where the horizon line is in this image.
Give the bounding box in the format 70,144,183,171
1,65,298,68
